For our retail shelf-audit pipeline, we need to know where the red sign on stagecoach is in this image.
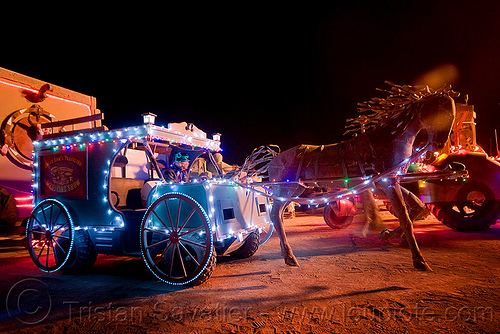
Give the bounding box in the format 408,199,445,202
40,151,87,199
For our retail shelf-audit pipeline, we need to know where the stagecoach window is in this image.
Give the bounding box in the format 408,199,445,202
258,203,267,213
223,208,235,220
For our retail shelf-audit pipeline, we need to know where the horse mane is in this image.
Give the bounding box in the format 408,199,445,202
344,81,459,136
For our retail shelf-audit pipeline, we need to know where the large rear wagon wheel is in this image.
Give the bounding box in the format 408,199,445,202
26,199,74,272
140,193,215,285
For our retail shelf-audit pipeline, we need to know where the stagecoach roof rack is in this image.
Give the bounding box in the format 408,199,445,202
33,121,222,152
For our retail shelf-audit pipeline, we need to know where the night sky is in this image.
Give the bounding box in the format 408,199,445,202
2,2,500,164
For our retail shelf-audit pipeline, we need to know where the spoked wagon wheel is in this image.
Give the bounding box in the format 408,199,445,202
140,193,215,285
26,199,74,272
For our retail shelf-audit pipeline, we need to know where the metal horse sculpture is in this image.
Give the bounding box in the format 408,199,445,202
267,83,457,271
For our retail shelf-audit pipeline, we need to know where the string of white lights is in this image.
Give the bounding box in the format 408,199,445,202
235,142,443,205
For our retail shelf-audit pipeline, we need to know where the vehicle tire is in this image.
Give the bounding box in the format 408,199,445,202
429,203,444,221
0,187,17,232
323,204,354,229
435,181,500,231
26,199,74,272
140,193,215,285
59,229,97,274
230,232,259,258
190,247,217,286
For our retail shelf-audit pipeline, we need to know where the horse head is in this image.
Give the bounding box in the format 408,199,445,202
415,93,456,152
348,83,457,153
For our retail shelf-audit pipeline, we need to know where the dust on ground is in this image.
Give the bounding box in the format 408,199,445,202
1,209,499,333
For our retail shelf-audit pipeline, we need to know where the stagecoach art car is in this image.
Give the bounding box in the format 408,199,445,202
26,115,273,285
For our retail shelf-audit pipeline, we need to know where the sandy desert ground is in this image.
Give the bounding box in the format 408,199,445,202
1,208,499,333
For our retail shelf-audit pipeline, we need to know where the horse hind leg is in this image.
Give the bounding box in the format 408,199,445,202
361,190,384,237
271,200,299,266
380,180,432,271
379,226,404,241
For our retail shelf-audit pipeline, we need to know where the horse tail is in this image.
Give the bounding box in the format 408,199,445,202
235,145,280,181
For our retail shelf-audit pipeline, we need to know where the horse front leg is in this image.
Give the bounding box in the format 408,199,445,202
380,180,432,271
270,200,299,266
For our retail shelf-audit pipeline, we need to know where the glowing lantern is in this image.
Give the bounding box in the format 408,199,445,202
141,112,157,125
212,133,221,141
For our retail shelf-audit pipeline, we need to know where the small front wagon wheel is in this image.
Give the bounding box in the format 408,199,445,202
26,199,74,272
140,193,215,285
323,203,354,229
